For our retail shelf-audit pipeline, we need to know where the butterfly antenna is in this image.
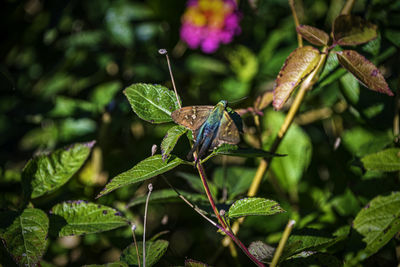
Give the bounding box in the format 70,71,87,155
159,49,181,108
228,96,249,105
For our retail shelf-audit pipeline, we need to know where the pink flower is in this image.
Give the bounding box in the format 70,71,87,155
180,0,242,53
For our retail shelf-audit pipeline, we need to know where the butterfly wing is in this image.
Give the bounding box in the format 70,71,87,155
211,110,240,148
171,106,213,131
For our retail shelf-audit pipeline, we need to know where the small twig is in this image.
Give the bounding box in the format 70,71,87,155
289,0,303,47
161,175,217,227
131,224,141,267
143,183,153,267
159,49,181,108
270,220,296,267
341,0,355,15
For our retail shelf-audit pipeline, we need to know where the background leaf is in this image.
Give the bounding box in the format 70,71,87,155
333,15,378,46
22,141,95,199
50,201,128,236
353,192,400,256
228,197,285,219
209,144,283,159
336,50,393,96
0,208,49,267
361,148,400,172
97,155,187,198
273,46,321,109
120,240,169,267
124,83,181,124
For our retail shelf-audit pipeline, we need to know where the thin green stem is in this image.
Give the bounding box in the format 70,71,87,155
270,220,296,267
143,183,153,267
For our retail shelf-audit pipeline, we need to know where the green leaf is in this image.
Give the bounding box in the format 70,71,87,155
281,253,342,267
339,72,360,105
50,201,128,237
226,45,259,83
83,262,128,267
336,50,393,96
120,240,169,267
361,148,400,172
296,25,330,46
209,144,283,159
264,110,312,194
126,189,207,207
0,208,49,267
90,81,121,111
161,125,187,161
341,127,393,157
97,155,188,198
22,141,95,199
213,167,256,200
353,192,400,256
248,241,275,263
273,46,321,110
282,228,344,259
185,259,210,267
124,83,181,124
333,15,378,46
227,197,285,219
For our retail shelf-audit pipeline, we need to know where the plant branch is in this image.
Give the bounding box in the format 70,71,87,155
289,0,303,47
341,0,356,15
270,220,296,267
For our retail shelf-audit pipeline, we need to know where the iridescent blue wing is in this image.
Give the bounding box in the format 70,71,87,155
211,110,240,148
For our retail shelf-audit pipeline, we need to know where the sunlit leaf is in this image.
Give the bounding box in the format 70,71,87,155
161,125,187,161
120,240,169,267
361,148,400,172
353,192,400,256
227,197,285,219
333,15,378,46
336,50,393,96
0,208,49,267
124,83,181,124
296,25,329,46
50,201,128,237
97,155,188,198
273,46,321,110
22,141,95,199
126,189,207,207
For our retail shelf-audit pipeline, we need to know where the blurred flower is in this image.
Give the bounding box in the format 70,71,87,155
180,0,241,53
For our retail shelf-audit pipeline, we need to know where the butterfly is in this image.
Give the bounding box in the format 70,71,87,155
171,100,243,165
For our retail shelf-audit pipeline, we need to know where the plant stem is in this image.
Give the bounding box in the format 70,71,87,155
143,183,153,267
289,0,303,47
131,224,141,267
270,220,296,267
223,47,328,247
341,0,355,15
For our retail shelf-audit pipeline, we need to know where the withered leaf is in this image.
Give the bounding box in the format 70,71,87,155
336,50,393,96
296,25,330,46
333,15,377,46
273,46,321,110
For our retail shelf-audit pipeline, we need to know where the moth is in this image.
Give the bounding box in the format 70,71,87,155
171,100,242,165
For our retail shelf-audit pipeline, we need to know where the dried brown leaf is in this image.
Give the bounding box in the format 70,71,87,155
273,46,321,110
296,25,330,46
336,50,393,96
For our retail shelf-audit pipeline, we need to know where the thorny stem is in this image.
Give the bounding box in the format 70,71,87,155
143,183,153,267
289,0,303,47
270,220,296,267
